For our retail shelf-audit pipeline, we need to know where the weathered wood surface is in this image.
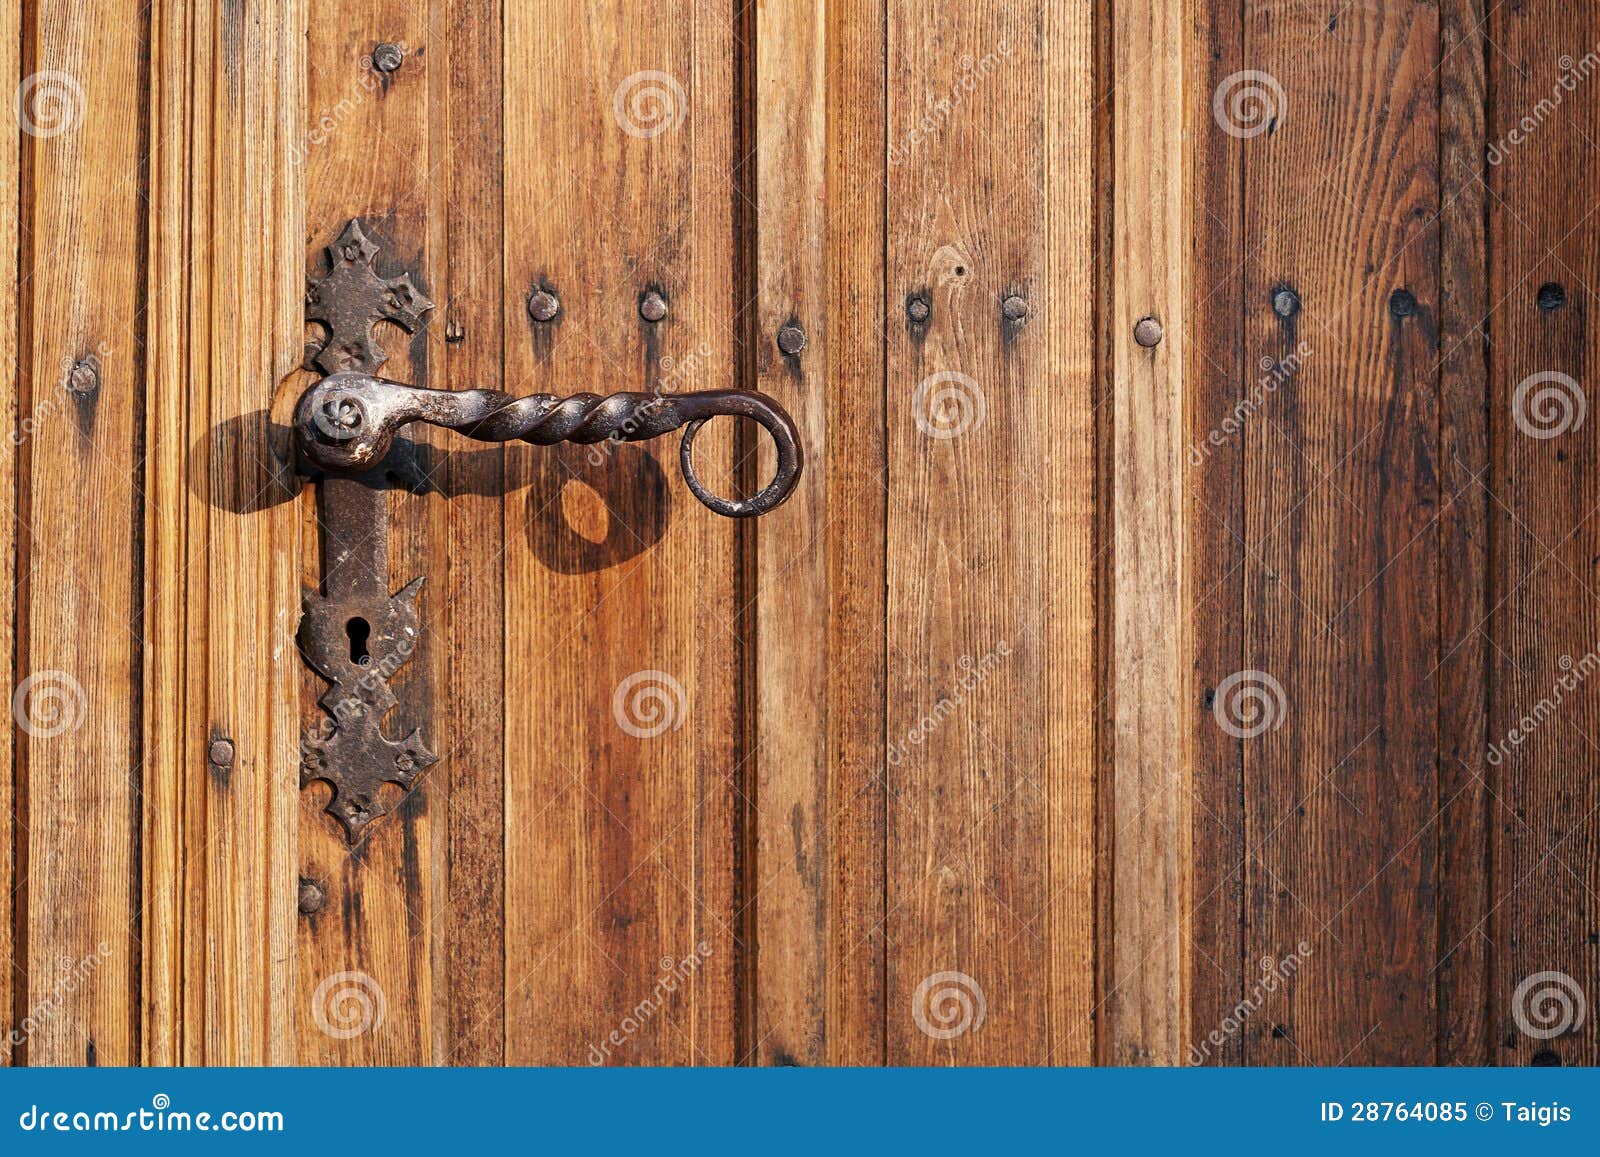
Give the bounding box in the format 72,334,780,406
13,0,146,1066
1240,0,1443,1065
0,0,1595,1069
884,0,1097,1064
1486,0,1600,1067
500,0,741,1065
143,0,304,1065
1110,0,1189,1065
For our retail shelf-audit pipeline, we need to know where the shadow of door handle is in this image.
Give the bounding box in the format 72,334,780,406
294,371,803,518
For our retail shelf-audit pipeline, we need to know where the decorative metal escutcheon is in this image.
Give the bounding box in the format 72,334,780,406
295,220,802,843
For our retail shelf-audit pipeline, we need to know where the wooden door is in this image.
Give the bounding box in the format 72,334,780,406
2,0,1596,1068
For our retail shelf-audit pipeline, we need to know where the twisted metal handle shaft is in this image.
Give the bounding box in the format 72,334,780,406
294,371,802,517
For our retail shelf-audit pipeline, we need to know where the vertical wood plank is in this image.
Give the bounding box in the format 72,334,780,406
750,0,897,1071
1488,2,1600,1067
1109,0,1190,1065
297,0,438,1064
746,0,900,1070
1040,0,1100,1067
0,0,17,1068
822,0,889,1067
1242,1,1441,1063
502,0,740,1065
144,0,305,1067
885,0,1096,1064
1186,0,1246,1067
1435,0,1490,1067
16,0,145,1066
751,0,829,1066
141,0,193,1065
434,0,506,1067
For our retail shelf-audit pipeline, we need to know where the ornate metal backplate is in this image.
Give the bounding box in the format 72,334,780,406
299,222,436,843
305,219,432,375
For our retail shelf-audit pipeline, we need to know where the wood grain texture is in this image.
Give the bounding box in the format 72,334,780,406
751,0,829,1066
0,0,16,1069
8,0,1600,1071
1435,0,1490,1067
141,0,190,1065
1241,1,1441,1064
433,0,506,1068
1487,1,1600,1067
884,0,1096,1064
15,0,146,1066
143,0,305,1066
501,0,740,1065
822,0,889,1067
1186,0,1246,1068
297,0,438,1064
1109,0,1189,1065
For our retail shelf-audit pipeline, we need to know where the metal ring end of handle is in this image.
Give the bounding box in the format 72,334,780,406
674,391,803,518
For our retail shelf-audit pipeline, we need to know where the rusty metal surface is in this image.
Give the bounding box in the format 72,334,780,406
304,219,432,375
295,371,803,517
298,221,439,844
298,470,439,843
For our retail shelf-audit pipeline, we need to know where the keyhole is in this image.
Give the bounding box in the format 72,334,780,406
346,617,371,666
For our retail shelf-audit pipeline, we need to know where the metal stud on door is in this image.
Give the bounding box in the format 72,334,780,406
295,220,802,844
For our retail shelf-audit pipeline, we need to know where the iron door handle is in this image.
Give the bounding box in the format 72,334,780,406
294,372,802,518
292,219,802,844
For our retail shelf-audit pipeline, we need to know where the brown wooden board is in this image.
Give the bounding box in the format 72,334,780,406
143,0,304,1065
1186,0,1248,1068
1240,1,1442,1064
15,0,146,1067
751,0,831,1066
500,0,741,1065
3,0,1599,1071
820,0,890,1067
883,0,1097,1064
434,0,507,1068
297,0,439,1064
0,0,17,1071
1109,0,1189,1065
1487,0,1600,1067
1435,0,1491,1067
